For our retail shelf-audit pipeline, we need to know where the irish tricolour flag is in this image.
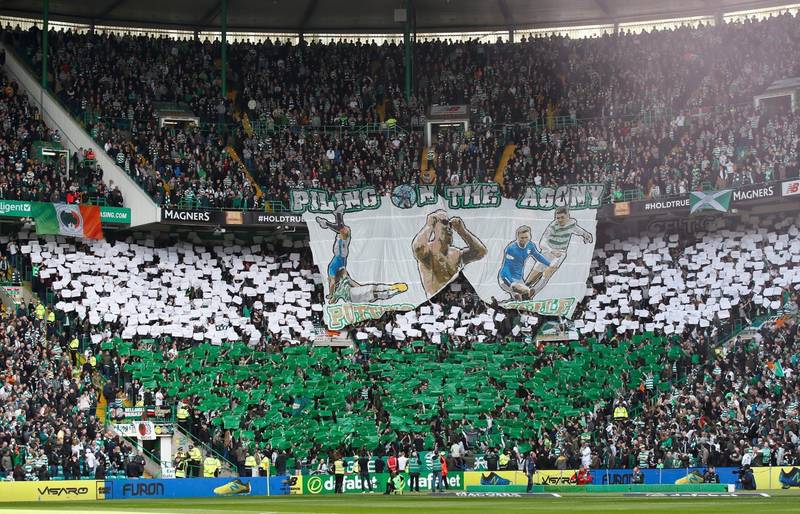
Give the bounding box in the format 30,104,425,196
33,203,103,240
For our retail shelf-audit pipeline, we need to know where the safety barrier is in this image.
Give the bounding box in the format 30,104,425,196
467,484,729,493
467,468,741,488
0,480,108,502
0,477,289,502
2,466,793,501
105,477,289,499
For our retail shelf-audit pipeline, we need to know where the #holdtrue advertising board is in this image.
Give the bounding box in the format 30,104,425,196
0,480,107,502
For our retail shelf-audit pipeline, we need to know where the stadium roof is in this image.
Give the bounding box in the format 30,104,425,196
0,0,796,33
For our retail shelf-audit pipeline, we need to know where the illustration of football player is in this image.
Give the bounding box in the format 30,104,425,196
525,207,593,298
329,268,408,304
498,225,558,300
317,205,408,303
316,205,351,302
412,209,487,297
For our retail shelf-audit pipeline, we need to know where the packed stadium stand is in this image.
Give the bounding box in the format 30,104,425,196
0,11,798,209
0,2,797,510
1,211,792,480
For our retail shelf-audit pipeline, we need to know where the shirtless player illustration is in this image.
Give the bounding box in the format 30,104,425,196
412,209,487,297
316,205,408,303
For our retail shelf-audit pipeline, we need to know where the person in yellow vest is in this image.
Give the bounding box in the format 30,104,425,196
203,455,216,477
244,453,257,477
35,302,45,320
69,336,80,366
176,458,188,478
46,309,56,338
498,450,511,470
260,454,270,477
88,352,97,368
176,403,191,432
333,457,345,494
188,445,202,478
174,448,187,478
614,401,629,421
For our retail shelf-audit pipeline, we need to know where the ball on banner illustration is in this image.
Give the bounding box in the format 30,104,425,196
391,184,417,209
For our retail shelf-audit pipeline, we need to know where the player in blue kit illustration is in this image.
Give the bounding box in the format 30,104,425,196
498,225,559,300
316,205,351,302
317,204,407,303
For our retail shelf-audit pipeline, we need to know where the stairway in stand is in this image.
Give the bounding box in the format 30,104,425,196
494,144,517,189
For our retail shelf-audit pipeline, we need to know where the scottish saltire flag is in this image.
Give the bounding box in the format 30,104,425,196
689,190,732,214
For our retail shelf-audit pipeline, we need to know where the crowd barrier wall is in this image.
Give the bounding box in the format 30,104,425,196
300,471,464,494
0,480,107,502
464,466,800,490
1,466,794,501
104,476,288,499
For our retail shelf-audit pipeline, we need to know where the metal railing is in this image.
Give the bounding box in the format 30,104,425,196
249,120,406,139
173,423,239,476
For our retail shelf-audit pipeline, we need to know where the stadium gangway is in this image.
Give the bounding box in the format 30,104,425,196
173,424,239,478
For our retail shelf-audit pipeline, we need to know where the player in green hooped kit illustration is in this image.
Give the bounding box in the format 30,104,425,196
524,206,593,298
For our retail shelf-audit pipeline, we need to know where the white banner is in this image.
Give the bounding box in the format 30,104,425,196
296,184,601,329
782,179,800,196
112,421,157,440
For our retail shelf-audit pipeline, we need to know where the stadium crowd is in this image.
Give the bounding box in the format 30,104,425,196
0,210,791,479
0,68,122,206
0,242,140,481
0,8,798,483
0,12,797,209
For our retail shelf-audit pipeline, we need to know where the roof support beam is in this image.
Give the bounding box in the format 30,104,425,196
497,0,513,41
94,0,126,19
196,0,221,28
497,0,512,24
299,0,319,30
594,0,615,21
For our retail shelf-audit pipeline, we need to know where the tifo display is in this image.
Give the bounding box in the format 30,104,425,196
0,5,797,513
298,184,599,328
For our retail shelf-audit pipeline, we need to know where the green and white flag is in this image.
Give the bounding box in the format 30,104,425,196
689,190,732,214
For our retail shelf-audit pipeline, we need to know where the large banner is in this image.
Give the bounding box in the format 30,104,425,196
291,184,602,329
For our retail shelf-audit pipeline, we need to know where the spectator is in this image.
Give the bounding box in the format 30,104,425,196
573,465,593,485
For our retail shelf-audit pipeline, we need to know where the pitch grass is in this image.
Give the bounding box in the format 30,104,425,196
0,492,799,514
